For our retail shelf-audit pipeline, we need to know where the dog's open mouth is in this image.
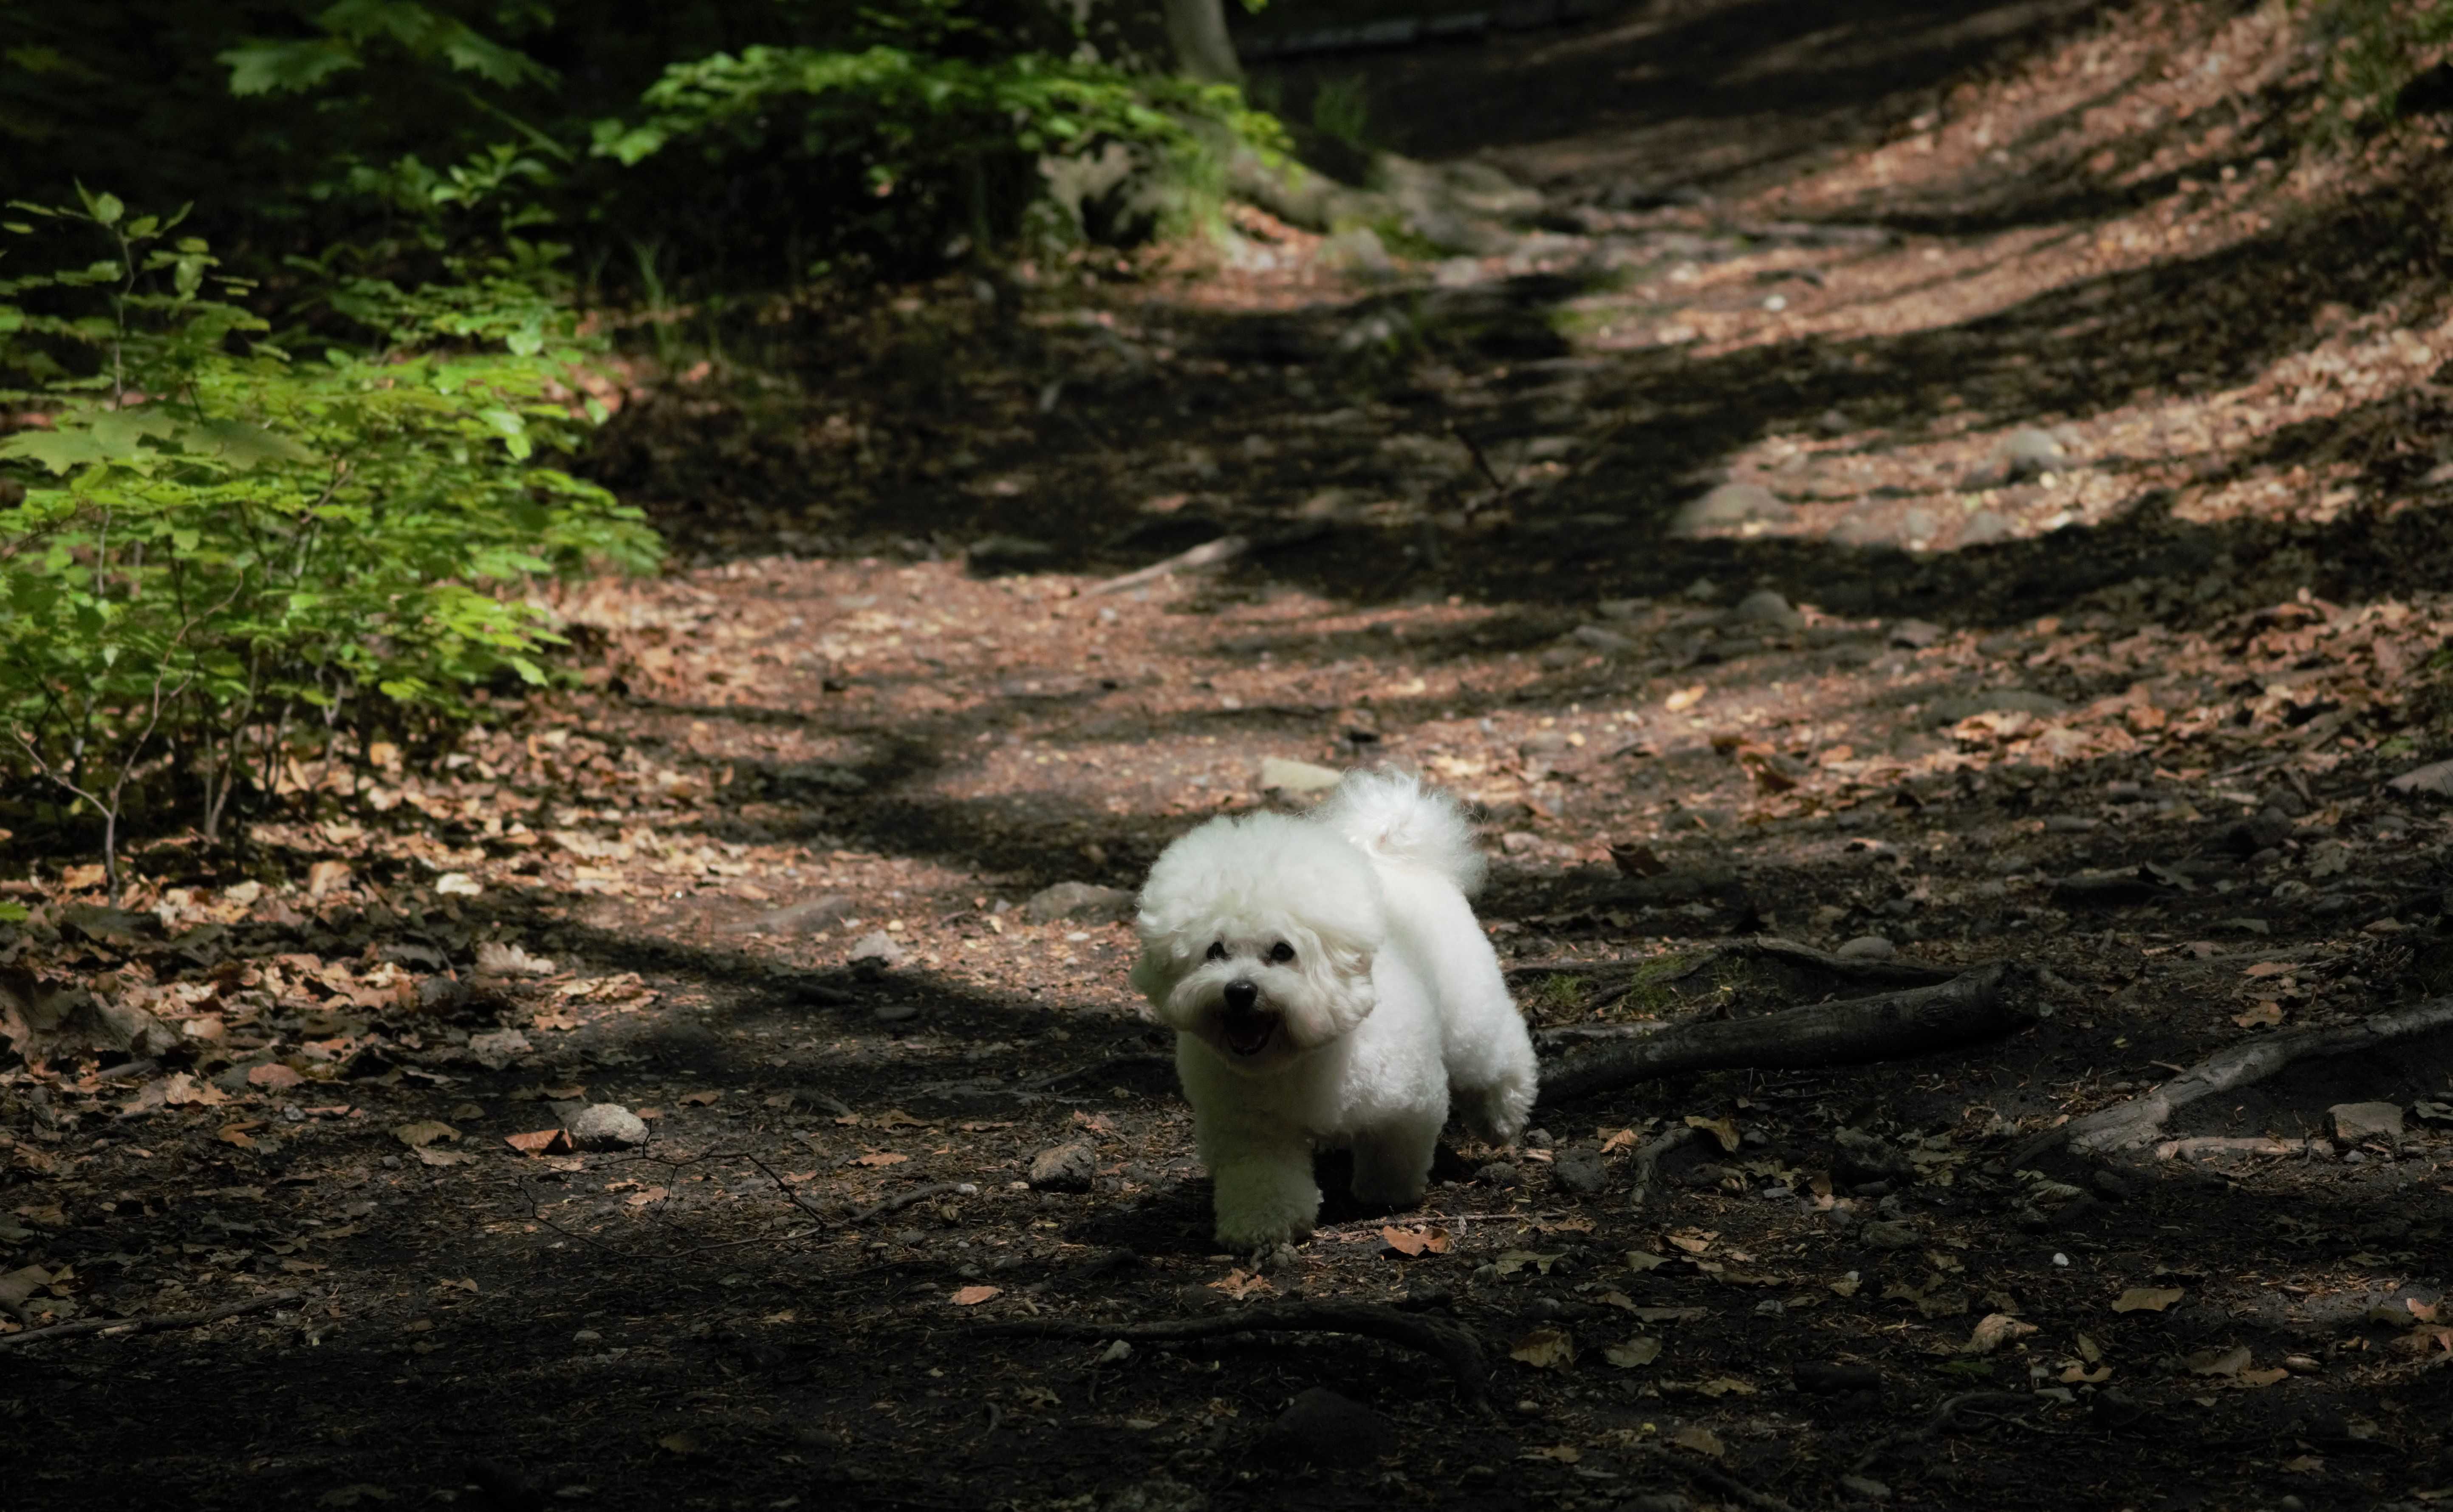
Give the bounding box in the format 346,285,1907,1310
1220,1004,1279,1057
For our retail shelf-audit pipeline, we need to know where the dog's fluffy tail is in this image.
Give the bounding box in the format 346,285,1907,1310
1312,768,1488,897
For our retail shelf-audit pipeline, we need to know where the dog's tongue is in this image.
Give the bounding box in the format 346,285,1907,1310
1222,1010,1274,1056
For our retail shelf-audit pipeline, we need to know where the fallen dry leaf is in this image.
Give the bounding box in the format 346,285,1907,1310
951,1285,1001,1306
1379,1224,1451,1256
1684,1114,1741,1153
852,1150,908,1167
2114,1287,2185,1313
504,1128,574,1156
1964,1313,2040,1354
1206,1269,1273,1300
1671,1425,1726,1458
2233,1000,2284,1029
1494,1250,1567,1276
1510,1327,1576,1368
1603,1336,1662,1367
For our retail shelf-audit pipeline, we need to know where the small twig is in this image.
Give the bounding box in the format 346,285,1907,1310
850,1181,967,1225
738,1152,836,1223
513,1178,811,1260
1446,421,1512,510
975,1301,1489,1402
1021,1053,1175,1093
1088,535,1248,596
1853,1390,2042,1473
0,1289,301,1351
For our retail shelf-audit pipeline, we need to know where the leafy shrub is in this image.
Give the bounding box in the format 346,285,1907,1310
590,38,1271,278
0,189,658,894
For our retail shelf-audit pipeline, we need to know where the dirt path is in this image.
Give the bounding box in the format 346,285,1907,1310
7,3,2453,1509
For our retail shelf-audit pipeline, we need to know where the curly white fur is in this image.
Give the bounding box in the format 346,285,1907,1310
1130,770,1539,1249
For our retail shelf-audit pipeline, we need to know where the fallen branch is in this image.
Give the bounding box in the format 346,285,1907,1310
975,1301,1488,1402
0,1289,301,1351
1627,1125,1699,1217
2010,995,2453,1166
1539,962,2030,1106
1508,937,1960,989
2155,1136,2306,1162
1088,535,1247,596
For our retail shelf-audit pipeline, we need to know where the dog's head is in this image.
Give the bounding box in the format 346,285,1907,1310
1129,811,1385,1072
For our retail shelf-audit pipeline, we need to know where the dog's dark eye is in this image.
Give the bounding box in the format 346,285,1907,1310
1268,941,1295,964
1205,941,1227,962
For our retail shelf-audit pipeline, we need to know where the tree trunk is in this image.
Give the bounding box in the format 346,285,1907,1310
1162,0,1243,82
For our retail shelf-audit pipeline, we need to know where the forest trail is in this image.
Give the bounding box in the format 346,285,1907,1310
6,3,2453,1508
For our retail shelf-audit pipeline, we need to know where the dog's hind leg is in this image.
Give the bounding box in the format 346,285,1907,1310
1453,1059,1537,1147
1348,1108,1442,1210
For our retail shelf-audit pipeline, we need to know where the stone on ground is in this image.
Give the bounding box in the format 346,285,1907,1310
1027,1141,1098,1191
2327,1102,2404,1145
565,1104,650,1151
1673,482,1792,535
1258,756,1343,794
1021,882,1135,925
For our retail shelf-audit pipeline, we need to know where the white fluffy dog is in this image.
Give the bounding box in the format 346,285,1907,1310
1130,769,1538,1250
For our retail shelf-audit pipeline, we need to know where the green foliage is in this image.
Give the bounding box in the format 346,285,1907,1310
219,0,557,97
0,192,658,886
2301,0,2453,128
5,3,1292,296
590,39,1270,276
1309,74,1373,151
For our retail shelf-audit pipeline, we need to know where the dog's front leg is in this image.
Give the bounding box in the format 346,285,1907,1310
1205,1138,1321,1252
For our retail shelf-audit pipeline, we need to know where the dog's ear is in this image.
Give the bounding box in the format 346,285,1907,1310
1281,921,1378,1046
1128,939,1182,1016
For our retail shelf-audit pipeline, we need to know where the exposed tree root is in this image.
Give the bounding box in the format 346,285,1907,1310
0,1289,301,1351
2010,995,2453,1166
1508,935,1959,991
975,1301,1489,1402
1538,962,2032,1106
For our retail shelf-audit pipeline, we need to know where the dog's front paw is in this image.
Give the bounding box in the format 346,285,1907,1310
1247,1239,1303,1274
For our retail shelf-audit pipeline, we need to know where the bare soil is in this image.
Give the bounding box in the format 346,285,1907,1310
6,3,2453,1509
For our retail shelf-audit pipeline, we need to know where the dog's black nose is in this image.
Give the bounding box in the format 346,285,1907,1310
1223,980,1258,1013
